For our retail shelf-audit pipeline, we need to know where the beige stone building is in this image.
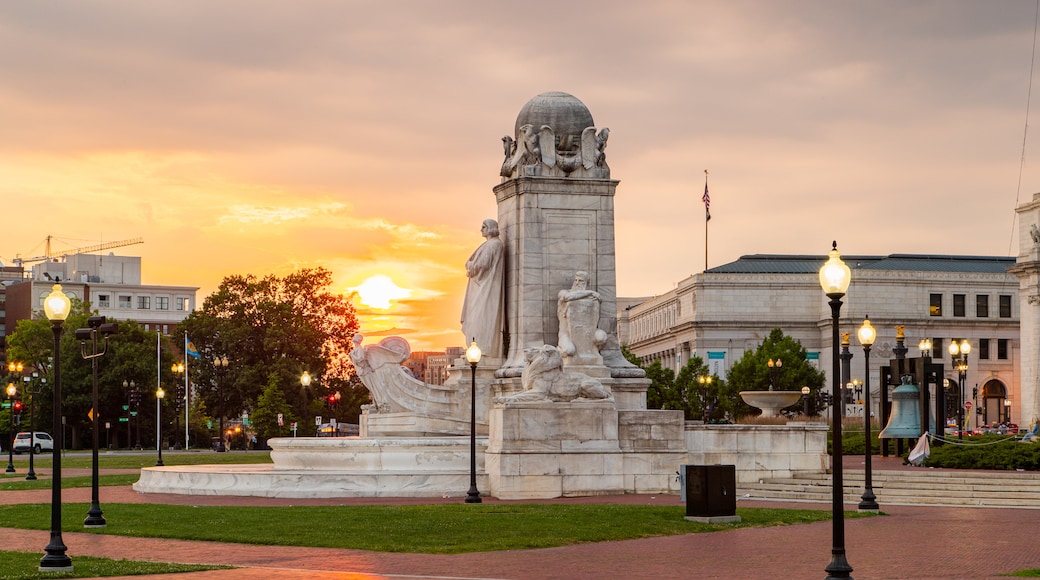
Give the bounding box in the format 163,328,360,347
620,253,1020,426
4,253,198,345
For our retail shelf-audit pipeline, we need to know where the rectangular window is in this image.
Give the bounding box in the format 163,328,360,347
976,295,989,318
998,338,1009,360
162,324,169,335
118,295,132,309
97,294,110,308
999,295,1012,318
930,293,942,316
176,297,190,311
932,338,943,360
156,297,169,310
137,296,150,309
953,294,965,317
978,339,990,360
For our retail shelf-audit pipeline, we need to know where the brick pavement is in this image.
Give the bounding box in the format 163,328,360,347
2,457,1038,579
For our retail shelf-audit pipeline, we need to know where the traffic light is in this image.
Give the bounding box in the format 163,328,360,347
12,400,23,414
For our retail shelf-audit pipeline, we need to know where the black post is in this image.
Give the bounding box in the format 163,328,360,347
81,320,109,529
858,341,878,511
215,358,228,452
156,390,164,466
825,295,852,579
5,385,14,473
839,339,852,417
26,378,39,480
40,319,72,572
465,358,482,504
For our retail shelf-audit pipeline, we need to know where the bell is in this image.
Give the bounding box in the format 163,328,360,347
879,375,923,439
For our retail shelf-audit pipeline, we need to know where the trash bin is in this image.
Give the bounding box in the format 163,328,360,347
683,464,738,521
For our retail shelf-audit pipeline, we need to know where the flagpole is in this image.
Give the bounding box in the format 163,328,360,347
703,169,710,272
184,332,189,450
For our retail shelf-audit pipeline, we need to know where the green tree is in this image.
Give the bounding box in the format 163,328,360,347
251,376,295,446
179,268,363,438
725,328,826,418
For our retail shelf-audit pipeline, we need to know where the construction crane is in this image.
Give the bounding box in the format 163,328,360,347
12,236,144,267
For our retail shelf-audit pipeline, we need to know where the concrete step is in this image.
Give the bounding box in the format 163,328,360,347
738,468,1040,508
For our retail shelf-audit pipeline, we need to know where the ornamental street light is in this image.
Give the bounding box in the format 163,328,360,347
40,283,72,573
214,356,229,452
465,339,482,504
949,339,970,441
857,316,879,512
6,381,17,473
76,315,117,529
767,358,782,391
698,374,714,423
801,386,812,417
155,387,165,466
819,242,853,579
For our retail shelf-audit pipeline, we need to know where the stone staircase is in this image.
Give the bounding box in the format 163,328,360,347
739,468,1040,508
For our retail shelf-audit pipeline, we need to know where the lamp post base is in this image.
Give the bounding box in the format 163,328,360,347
465,486,482,504
84,503,106,528
825,551,853,579
40,536,72,572
858,488,879,512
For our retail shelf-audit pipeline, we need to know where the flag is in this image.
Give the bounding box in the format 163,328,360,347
185,336,201,359
702,181,711,221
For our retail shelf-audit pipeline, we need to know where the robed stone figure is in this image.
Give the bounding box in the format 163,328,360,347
461,219,505,357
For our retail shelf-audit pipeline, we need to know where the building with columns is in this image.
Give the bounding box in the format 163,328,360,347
620,252,1021,426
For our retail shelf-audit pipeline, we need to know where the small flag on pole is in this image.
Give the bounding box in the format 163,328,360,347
185,337,201,359
702,170,711,221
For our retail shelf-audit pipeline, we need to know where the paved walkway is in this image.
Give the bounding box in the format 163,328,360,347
2,457,1038,579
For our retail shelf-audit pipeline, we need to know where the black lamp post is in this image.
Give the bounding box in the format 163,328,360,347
5,381,17,473
698,375,713,423
856,316,879,512
465,338,482,504
767,358,782,391
76,315,117,529
155,387,165,466
40,283,72,572
214,356,229,452
949,339,970,441
25,373,43,481
819,242,853,579
801,386,812,417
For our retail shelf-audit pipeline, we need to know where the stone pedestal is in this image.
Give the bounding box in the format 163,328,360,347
494,177,620,375
485,402,686,499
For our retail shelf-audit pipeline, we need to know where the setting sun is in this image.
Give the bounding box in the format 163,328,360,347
350,275,411,309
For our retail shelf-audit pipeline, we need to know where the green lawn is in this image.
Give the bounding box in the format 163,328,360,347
0,474,140,491
0,549,228,580
6,450,272,470
0,502,871,554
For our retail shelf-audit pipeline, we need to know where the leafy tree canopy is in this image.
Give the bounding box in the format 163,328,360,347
179,268,363,435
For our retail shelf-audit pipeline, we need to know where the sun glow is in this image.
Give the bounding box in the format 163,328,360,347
351,275,411,309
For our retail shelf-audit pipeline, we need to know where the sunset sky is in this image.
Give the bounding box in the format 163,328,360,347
3,1,1040,352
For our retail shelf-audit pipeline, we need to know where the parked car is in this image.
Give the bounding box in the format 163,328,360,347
12,432,54,455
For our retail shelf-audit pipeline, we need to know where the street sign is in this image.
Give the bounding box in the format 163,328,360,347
118,417,128,423
1,401,9,409
277,413,283,427
965,401,973,410
315,415,322,426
